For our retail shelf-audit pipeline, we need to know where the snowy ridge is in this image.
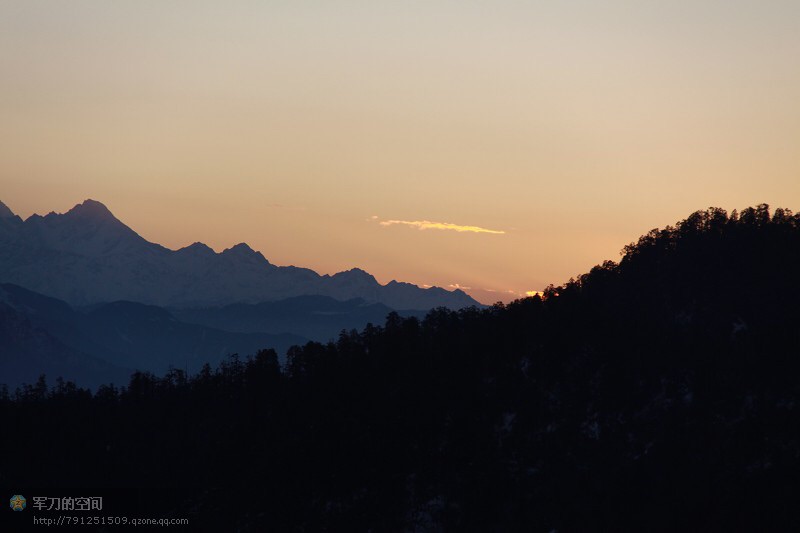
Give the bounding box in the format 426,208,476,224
0,199,481,310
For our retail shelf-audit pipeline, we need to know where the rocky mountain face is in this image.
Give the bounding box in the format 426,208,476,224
0,199,479,310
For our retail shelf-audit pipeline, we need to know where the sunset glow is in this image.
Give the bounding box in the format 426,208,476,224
1,1,798,303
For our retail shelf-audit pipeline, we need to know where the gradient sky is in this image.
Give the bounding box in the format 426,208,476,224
2,1,799,304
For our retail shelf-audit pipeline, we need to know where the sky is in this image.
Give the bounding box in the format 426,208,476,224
1,1,799,304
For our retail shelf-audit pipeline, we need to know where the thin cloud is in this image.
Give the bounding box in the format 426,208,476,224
377,219,505,234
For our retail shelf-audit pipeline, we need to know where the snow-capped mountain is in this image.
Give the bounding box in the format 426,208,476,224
0,199,480,310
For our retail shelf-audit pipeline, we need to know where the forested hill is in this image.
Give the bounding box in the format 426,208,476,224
2,204,799,531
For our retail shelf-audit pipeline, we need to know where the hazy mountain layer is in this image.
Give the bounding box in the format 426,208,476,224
0,300,130,389
172,295,427,341
0,283,305,388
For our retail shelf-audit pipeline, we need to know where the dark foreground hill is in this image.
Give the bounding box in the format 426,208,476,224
2,204,799,531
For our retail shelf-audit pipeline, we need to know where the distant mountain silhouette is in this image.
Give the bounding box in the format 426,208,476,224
173,295,426,341
0,283,305,388
0,199,479,309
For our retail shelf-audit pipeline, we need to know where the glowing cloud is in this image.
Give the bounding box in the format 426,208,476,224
525,291,544,297
377,219,505,234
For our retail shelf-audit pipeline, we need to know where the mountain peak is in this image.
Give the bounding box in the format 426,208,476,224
66,199,117,221
333,268,377,281
336,267,370,276
178,242,216,256
221,242,272,265
223,242,255,254
0,200,15,219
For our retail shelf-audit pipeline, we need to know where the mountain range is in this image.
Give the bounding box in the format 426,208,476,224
0,199,479,309
0,198,480,388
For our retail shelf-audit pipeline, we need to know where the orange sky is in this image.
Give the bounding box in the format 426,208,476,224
2,1,799,304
